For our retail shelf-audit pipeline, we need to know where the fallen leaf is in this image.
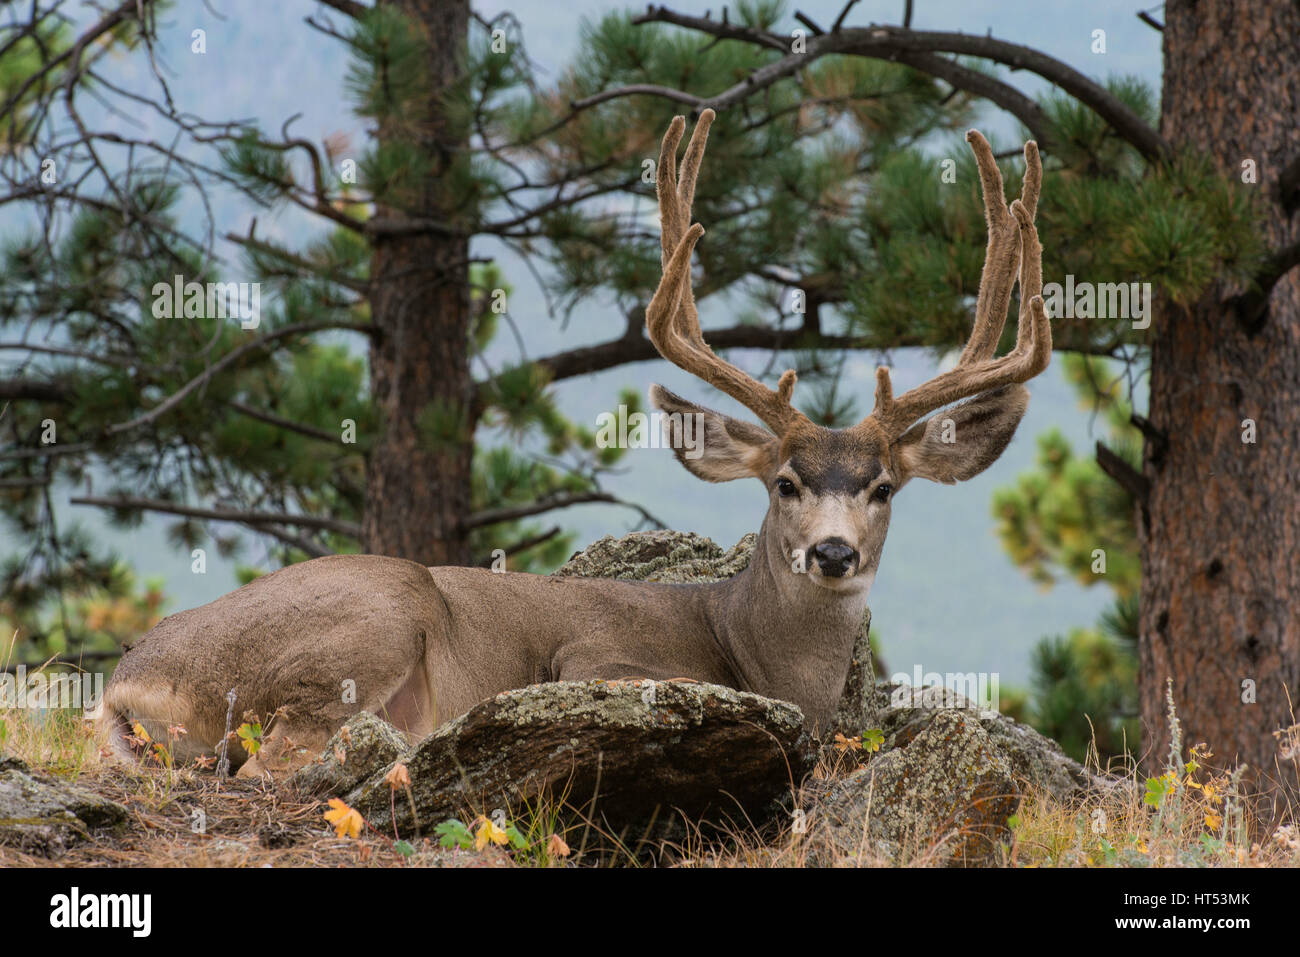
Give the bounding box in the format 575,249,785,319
324,798,364,839
474,816,509,851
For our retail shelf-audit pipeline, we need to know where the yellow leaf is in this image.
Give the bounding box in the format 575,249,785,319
474,817,509,851
324,798,364,839
131,722,152,744
236,722,262,756
1206,812,1223,831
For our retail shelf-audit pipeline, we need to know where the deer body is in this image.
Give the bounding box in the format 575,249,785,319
100,112,1052,777
103,514,869,774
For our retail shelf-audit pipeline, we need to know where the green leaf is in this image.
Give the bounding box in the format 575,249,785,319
236,722,262,756
435,818,475,850
1144,774,1172,808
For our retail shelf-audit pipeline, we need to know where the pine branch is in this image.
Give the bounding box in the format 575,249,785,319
69,495,361,538
0,342,135,368
890,51,1055,149
222,232,368,295
475,525,562,567
0,0,150,125
0,476,52,489
462,492,617,530
515,317,1119,389
316,1,369,22
568,84,704,113
523,324,889,386
107,320,375,436
0,377,71,403
225,400,346,444
627,8,1170,160
632,6,787,51
0,442,95,461
1095,441,1149,503
259,524,335,558
1227,239,1300,336
833,1,863,32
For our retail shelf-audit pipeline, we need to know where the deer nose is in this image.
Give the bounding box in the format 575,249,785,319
811,540,858,577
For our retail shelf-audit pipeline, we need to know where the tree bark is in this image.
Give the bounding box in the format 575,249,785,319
1144,0,1300,804
363,0,474,566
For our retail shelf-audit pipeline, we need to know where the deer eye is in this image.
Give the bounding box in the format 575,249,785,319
871,483,893,503
776,478,798,498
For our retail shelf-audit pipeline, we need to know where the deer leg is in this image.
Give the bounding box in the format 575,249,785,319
234,721,331,780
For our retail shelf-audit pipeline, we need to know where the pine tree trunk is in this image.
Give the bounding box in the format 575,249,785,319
1142,0,1300,802
363,0,474,567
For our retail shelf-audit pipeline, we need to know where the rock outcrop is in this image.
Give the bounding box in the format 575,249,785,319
0,754,128,857
807,710,1020,865
344,679,815,840
291,710,411,798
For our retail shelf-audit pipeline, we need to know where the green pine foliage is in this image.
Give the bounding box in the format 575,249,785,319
993,355,1141,764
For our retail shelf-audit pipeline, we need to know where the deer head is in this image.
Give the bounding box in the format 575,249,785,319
647,110,1050,596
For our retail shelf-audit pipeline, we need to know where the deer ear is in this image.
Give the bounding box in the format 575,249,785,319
650,384,780,482
893,384,1029,486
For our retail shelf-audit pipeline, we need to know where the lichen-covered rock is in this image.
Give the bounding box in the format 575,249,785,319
0,755,128,857
290,711,411,798
554,529,757,584
837,681,1127,804
348,679,816,839
808,709,1019,866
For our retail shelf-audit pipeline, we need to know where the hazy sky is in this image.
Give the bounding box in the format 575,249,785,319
3,0,1163,684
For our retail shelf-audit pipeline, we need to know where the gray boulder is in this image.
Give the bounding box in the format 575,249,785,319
0,754,128,857
290,711,411,798
807,709,1020,866
347,679,815,840
835,680,1127,805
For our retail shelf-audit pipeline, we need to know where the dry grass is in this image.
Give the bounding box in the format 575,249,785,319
3,681,1298,868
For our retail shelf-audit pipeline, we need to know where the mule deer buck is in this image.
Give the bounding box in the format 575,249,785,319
99,111,1050,777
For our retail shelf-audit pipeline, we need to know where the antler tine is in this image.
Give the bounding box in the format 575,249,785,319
1012,200,1051,365
656,109,713,351
656,116,688,268
958,130,1023,366
862,131,1051,438
647,111,801,436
